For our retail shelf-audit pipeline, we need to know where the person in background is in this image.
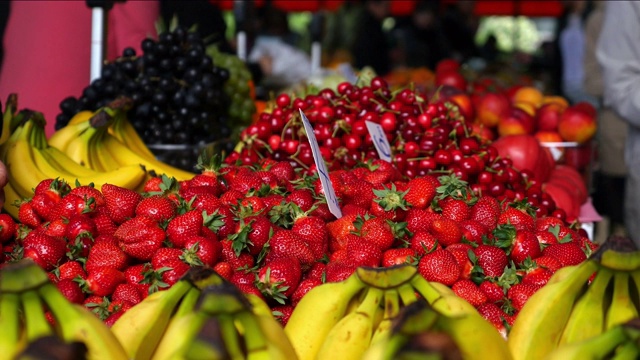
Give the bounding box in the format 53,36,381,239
351,0,392,76
0,1,159,137
597,1,640,246
583,0,628,241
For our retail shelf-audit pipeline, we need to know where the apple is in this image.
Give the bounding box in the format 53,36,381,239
492,134,554,183
435,71,467,92
476,92,510,128
497,107,536,137
536,102,565,131
435,58,460,74
558,104,597,143
448,93,475,122
543,182,581,222
534,130,564,143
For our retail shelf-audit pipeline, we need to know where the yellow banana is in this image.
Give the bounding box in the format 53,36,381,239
101,132,195,181
612,340,640,360
48,120,91,153
507,259,600,360
21,290,53,342
40,146,98,177
600,248,640,272
6,138,46,198
67,110,94,126
315,286,383,360
0,292,24,359
371,289,401,346
110,116,157,162
111,280,195,360
559,267,614,345
3,181,23,219
545,324,630,360
0,93,18,146
235,309,289,360
284,273,367,360
63,126,98,170
245,293,298,359
605,272,639,330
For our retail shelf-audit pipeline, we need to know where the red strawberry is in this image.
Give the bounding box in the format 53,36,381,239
533,255,562,273
291,212,329,260
535,216,565,232
112,283,143,306
346,236,383,268
166,210,204,248
257,257,302,303
473,244,508,278
118,224,166,261
123,263,160,297
101,184,143,224
188,174,222,193
220,240,256,270
440,198,470,222
498,206,535,232
409,231,440,256
48,194,95,220
230,270,255,287
507,283,540,311
0,214,16,244
326,213,359,252
182,236,221,267
272,304,294,326
325,262,357,283
405,208,439,234
92,206,117,236
267,229,315,268
542,242,587,266
65,214,97,241
342,179,375,209
56,278,85,304
19,201,43,228
213,261,233,280
291,278,322,306
382,248,416,267
452,279,487,307
229,215,272,257
270,161,295,184
494,225,541,265
479,280,505,303
417,249,460,286
34,178,70,198
536,231,558,247
43,217,67,238
30,192,58,221
286,188,315,212
303,262,326,282
404,176,438,209
68,184,105,207
370,184,409,221
190,193,223,215
477,302,508,336
359,216,396,251
22,233,66,271
57,261,86,280
86,241,130,273
446,245,474,279
429,217,462,247
135,195,177,223
522,268,553,287
459,220,488,245
470,196,501,229
151,248,190,286
79,267,126,297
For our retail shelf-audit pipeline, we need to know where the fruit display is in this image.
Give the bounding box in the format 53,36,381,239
54,26,241,171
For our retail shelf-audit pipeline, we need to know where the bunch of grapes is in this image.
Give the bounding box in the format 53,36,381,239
56,26,233,150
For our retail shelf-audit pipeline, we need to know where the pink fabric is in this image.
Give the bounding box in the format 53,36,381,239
0,0,159,137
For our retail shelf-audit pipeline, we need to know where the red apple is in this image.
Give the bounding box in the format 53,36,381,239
492,134,554,183
436,58,460,74
534,130,564,143
435,71,467,92
476,92,510,128
497,107,536,137
536,102,565,131
558,105,597,143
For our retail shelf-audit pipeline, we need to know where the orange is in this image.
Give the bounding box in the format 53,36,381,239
512,86,544,108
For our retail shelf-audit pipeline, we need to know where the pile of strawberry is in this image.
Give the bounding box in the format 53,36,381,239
2,150,596,332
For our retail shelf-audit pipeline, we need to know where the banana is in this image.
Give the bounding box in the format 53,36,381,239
507,259,600,360
545,324,630,360
370,289,401,346
63,125,98,170
110,115,157,162
48,120,92,154
0,259,51,293
559,267,614,345
0,93,18,146
605,272,639,330
284,272,367,360
235,309,289,360
0,292,24,359
21,290,53,342
38,281,128,360
245,293,298,359
612,340,640,360
600,249,640,272
40,146,97,177
3,181,23,219
315,286,384,360
67,110,94,126
100,131,195,181
111,280,194,360
182,316,230,360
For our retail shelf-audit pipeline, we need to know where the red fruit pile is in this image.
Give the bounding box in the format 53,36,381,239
3,152,596,330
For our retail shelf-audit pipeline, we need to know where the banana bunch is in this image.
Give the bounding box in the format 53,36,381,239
285,264,511,360
49,99,195,181
508,235,640,360
0,259,128,359
0,110,147,218
111,267,297,360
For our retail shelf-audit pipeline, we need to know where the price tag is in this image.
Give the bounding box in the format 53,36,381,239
299,109,343,218
365,120,392,162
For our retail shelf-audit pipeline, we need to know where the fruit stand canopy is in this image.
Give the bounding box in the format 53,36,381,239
210,0,564,17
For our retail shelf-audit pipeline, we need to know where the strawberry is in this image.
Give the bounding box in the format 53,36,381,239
303,262,326,282
206,205,236,239
118,223,165,261
151,248,190,286
326,213,359,252
30,192,59,221
123,263,159,297
470,196,500,229
286,188,315,212
48,194,95,220
267,229,315,269
257,257,302,303
417,249,460,286
370,184,409,221
535,216,565,233
440,198,470,222
536,231,558,247
477,302,508,336
254,170,280,191
429,217,462,247
272,305,294,326
405,208,439,234
229,169,265,194
43,218,67,238
112,283,143,306
229,215,272,256
188,174,222,194
18,201,43,229
498,206,535,232
92,206,117,236
220,189,244,207
22,233,66,271
494,225,541,265
472,244,508,278
342,179,375,209
34,178,70,198
85,241,130,273
291,278,322,306
69,184,105,207
459,220,488,245
291,212,329,260
180,185,219,203
213,261,233,280
182,236,221,267
0,214,16,244
56,278,85,304
166,210,204,248
65,214,97,241
56,261,86,280
507,283,540,311
542,242,586,266
479,280,505,303
239,195,267,214
191,193,223,215
79,267,126,297
446,244,474,279
325,262,357,283
521,268,552,287
452,279,487,307
404,176,438,209
143,176,163,193
346,236,383,268
382,248,416,267
220,240,256,270
269,161,295,184
230,270,255,287
135,195,177,223
409,231,440,256
359,216,396,251
533,255,562,273
102,184,143,224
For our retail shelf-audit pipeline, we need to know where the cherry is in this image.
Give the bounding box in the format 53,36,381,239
459,137,480,154
276,94,291,108
417,113,432,129
418,157,437,171
403,141,420,158
434,149,453,165
370,76,388,91
342,133,362,150
489,182,506,197
477,170,493,184
351,120,368,136
380,113,397,132
551,208,567,222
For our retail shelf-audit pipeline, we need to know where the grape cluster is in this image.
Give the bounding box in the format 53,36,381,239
56,27,233,149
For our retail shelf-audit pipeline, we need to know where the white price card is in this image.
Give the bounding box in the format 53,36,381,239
299,109,343,218
365,120,392,162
